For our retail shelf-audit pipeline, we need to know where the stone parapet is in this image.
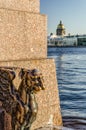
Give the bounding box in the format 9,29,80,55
0,9,47,61
0,58,62,130
0,0,40,13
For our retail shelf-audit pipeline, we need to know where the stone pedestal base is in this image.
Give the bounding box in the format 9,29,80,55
0,58,62,130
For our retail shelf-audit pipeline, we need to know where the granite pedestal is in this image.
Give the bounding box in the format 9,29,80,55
0,0,62,129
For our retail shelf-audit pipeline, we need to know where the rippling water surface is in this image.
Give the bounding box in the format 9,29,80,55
48,47,86,129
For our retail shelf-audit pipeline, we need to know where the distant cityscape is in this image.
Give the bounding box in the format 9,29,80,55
47,21,86,46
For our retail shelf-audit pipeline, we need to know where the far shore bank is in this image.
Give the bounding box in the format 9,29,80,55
48,45,86,48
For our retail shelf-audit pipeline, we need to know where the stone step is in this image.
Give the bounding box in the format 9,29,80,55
35,125,73,130
0,0,40,13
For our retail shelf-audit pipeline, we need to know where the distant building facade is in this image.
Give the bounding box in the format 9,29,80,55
77,35,86,46
48,34,86,46
48,20,86,46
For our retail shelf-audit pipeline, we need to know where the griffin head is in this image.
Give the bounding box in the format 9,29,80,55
19,68,45,93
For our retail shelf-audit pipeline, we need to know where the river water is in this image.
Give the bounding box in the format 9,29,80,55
48,47,86,130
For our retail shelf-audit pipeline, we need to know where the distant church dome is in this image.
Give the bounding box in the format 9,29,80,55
56,21,66,36
57,21,65,29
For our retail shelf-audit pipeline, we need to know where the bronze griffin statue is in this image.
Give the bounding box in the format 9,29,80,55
0,68,45,130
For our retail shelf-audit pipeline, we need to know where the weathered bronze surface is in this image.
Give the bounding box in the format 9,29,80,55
0,68,44,130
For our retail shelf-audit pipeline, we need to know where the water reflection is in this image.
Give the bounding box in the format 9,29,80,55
48,47,86,129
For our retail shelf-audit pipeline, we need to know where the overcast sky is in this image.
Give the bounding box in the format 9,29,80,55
40,0,86,35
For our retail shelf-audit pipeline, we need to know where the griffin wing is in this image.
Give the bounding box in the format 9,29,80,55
0,68,17,115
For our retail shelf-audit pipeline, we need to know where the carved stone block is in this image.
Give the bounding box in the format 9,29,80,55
0,9,47,61
0,67,44,130
0,59,62,130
